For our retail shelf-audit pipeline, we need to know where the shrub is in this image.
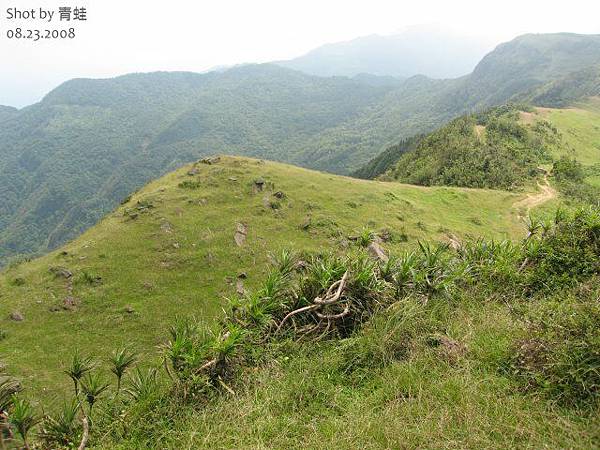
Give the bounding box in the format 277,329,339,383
511,289,600,406
524,207,600,291
552,156,585,183
178,180,202,189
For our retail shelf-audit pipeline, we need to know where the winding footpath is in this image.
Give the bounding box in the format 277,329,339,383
512,175,557,217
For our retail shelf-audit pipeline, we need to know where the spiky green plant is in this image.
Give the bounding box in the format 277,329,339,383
524,214,541,239
64,352,96,397
163,318,213,379
540,218,554,237
109,347,137,393
0,374,20,450
378,255,398,282
271,249,298,276
213,324,245,363
79,373,110,415
9,396,39,450
124,367,159,401
414,242,454,298
39,399,81,448
357,227,375,247
0,375,21,411
392,251,418,296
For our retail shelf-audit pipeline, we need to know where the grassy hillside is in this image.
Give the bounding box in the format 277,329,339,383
527,64,600,107
518,98,600,200
359,97,600,201
298,35,600,174
0,156,531,401
535,97,600,167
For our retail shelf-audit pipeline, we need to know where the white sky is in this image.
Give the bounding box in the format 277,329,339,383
1,0,599,107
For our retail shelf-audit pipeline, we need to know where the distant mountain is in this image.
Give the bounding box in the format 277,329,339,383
0,65,395,263
449,33,600,107
351,33,600,179
2,33,600,264
276,27,497,79
527,64,600,107
0,105,17,122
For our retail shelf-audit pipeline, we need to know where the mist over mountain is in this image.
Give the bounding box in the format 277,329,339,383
276,27,498,79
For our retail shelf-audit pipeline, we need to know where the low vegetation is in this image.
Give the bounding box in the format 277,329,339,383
2,205,599,448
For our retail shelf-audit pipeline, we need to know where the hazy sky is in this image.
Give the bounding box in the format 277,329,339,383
1,0,599,107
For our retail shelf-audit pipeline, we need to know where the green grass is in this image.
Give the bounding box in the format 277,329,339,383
537,97,600,168
0,156,530,402
97,294,600,449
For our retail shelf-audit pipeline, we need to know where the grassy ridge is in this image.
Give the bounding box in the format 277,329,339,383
536,97,600,168
0,157,526,400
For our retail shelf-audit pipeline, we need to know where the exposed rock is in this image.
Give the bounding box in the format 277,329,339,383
49,266,72,279
236,279,246,296
378,228,393,243
63,296,79,310
228,177,238,182
187,167,200,176
274,191,285,199
9,312,24,321
446,233,462,250
262,195,271,208
200,156,220,165
295,260,308,271
124,305,135,314
300,216,311,230
428,335,467,363
237,272,247,279
160,221,173,233
234,223,247,246
367,241,388,262
253,178,266,192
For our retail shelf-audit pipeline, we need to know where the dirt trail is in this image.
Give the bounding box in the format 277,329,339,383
512,175,557,217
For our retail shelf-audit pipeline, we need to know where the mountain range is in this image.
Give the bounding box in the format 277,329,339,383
276,27,497,79
1,32,599,264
